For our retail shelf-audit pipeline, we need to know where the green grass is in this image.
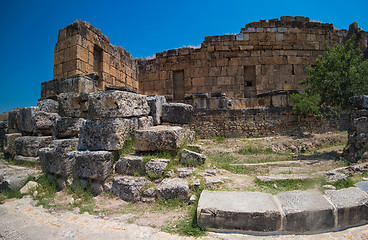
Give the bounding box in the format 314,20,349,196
207,152,238,165
4,159,40,169
253,178,326,194
67,179,96,214
160,187,206,237
332,177,355,190
118,135,135,156
219,164,256,175
211,135,226,144
237,146,275,155
33,174,57,208
0,189,24,202
142,150,174,163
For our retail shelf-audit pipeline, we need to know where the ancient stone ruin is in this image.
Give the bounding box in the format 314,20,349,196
1,16,368,234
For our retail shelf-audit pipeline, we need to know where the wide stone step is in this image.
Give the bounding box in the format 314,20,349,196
197,182,368,233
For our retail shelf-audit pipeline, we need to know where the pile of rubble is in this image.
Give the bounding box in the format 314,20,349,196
0,87,206,203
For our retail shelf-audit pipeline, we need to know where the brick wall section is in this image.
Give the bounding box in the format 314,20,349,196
191,107,348,138
138,16,367,100
53,21,139,91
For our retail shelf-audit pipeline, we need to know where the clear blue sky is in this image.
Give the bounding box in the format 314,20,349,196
0,0,367,113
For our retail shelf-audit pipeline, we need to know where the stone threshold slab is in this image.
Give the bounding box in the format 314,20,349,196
197,182,368,233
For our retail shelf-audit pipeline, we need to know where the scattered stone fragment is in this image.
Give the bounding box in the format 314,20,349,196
111,176,149,202
13,155,39,163
88,91,150,118
323,185,336,190
0,167,41,191
325,171,347,183
161,103,193,124
190,179,201,191
204,176,224,187
78,118,133,151
135,125,190,152
177,168,195,178
180,149,206,166
115,156,144,176
147,95,167,125
156,178,189,200
199,169,218,177
20,181,38,194
145,159,169,179
189,195,197,204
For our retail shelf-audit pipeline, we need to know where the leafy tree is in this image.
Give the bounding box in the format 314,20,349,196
292,36,368,114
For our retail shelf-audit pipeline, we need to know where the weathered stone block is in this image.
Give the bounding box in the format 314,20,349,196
162,103,193,124
53,117,85,139
147,95,167,125
18,107,37,133
134,126,190,152
325,187,368,228
138,116,153,129
37,99,59,113
180,149,206,166
14,136,52,157
0,167,41,191
88,90,150,118
197,190,282,231
33,111,60,135
156,178,189,200
111,176,149,202
3,133,22,159
39,139,79,176
7,109,20,131
145,158,169,179
68,150,118,181
78,118,133,151
276,190,335,232
58,92,89,118
115,156,144,175
14,155,39,163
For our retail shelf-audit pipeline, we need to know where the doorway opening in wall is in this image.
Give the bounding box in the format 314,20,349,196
93,45,103,89
173,70,185,101
244,66,256,98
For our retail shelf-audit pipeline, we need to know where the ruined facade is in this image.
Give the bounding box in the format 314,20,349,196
41,16,368,109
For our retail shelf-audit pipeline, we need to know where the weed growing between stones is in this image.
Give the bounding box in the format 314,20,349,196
237,145,275,155
160,186,206,237
332,177,355,190
33,174,57,208
0,188,23,202
253,178,327,194
67,179,96,214
118,134,135,157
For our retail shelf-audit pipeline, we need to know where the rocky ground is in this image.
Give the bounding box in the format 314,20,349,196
3,131,368,239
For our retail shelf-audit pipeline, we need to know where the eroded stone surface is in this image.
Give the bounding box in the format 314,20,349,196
37,99,59,113
39,139,79,176
88,91,150,118
3,133,22,159
180,149,206,166
134,125,190,152
78,118,132,151
197,190,282,231
325,187,368,228
115,156,144,176
111,176,149,202
14,136,52,157
277,190,335,232
156,178,189,201
147,95,167,125
53,117,85,139
68,150,117,181
145,159,169,179
162,103,193,124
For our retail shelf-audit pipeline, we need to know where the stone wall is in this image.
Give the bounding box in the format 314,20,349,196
53,21,139,91
191,107,348,138
138,16,367,101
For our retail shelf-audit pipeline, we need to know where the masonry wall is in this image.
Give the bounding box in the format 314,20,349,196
53,21,139,91
138,16,367,101
191,108,348,138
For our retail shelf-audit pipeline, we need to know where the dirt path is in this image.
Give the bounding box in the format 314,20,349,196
2,196,368,240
